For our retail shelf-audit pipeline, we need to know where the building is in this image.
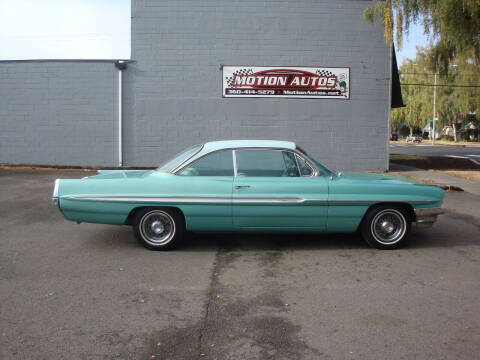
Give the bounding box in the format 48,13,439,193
0,0,402,170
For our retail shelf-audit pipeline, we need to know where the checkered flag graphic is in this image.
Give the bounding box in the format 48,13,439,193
315,69,335,77
226,68,253,87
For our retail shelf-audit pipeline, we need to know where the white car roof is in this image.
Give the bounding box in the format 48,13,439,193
202,140,296,153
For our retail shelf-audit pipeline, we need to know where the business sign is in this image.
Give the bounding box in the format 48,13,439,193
223,66,349,99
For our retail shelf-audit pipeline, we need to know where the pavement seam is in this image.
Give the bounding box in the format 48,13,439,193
197,245,221,357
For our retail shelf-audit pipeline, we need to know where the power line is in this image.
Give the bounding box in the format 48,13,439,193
401,83,480,88
401,72,480,77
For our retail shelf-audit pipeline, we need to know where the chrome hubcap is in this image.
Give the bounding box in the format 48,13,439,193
140,211,175,245
380,220,395,234
151,220,164,235
371,209,406,245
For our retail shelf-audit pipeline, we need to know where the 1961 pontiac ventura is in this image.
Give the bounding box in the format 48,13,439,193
52,140,444,250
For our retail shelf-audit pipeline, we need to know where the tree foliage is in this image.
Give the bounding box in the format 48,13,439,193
392,47,480,141
391,54,432,135
364,0,480,68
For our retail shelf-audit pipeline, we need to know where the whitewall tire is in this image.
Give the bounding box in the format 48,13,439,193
133,208,184,250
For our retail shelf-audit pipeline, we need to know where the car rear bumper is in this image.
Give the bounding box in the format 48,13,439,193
414,207,444,228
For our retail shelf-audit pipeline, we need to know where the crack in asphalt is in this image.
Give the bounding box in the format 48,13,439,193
197,243,221,357
143,235,321,359
193,236,321,359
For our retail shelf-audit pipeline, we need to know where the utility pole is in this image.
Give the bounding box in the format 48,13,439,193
432,72,437,145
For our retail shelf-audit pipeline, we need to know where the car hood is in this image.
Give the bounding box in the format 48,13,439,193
336,171,425,185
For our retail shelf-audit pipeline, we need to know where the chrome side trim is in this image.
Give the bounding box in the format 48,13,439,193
65,196,316,204
63,195,436,206
329,199,436,204
414,207,444,227
66,196,230,203
235,198,307,204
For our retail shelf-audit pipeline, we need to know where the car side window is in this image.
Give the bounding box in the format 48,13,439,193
235,150,300,177
178,150,234,176
283,151,301,177
295,155,313,176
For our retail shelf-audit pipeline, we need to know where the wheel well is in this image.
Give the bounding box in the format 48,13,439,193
124,206,186,226
358,202,416,228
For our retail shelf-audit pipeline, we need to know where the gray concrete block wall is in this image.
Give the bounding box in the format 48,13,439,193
130,0,390,170
0,61,119,166
0,0,391,170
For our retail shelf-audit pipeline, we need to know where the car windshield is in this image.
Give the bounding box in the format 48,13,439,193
296,146,335,176
156,144,203,172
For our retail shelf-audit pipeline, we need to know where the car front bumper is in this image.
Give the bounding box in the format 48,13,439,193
414,207,444,228
52,179,60,208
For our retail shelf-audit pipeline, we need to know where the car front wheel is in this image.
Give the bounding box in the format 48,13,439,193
133,208,184,250
360,206,411,249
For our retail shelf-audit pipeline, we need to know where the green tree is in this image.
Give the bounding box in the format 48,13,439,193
395,47,480,142
364,0,480,68
395,56,432,136
436,79,460,142
434,47,480,141
455,50,480,116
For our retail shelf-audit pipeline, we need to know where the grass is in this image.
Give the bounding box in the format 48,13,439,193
435,170,480,182
391,139,480,146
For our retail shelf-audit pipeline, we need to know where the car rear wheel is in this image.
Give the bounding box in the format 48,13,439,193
133,208,184,250
361,205,411,249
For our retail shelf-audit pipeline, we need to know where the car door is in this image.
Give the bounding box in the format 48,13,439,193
232,149,328,230
174,150,234,231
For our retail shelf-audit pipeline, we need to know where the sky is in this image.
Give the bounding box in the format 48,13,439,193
0,0,131,60
0,0,427,63
395,22,430,66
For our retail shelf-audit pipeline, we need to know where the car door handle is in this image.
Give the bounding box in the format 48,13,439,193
235,185,251,190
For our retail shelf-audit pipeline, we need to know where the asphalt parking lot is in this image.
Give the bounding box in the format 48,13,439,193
1,169,480,359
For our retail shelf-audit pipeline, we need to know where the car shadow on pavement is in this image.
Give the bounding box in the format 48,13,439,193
184,232,368,251
87,228,368,252
185,229,478,251
88,213,479,252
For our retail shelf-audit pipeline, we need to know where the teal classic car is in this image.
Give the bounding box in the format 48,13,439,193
52,140,444,250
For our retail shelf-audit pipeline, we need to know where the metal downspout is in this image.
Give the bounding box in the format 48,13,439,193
115,61,127,167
